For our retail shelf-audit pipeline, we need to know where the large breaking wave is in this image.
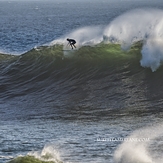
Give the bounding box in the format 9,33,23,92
49,8,163,72
1,8,163,110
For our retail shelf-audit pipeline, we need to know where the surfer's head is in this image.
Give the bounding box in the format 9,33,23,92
67,38,70,41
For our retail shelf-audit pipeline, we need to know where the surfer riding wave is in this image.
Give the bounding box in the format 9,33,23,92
67,38,76,49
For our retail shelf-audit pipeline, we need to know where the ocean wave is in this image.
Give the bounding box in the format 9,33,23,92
1,8,163,104
47,8,163,72
0,42,142,80
0,42,143,101
2,8,163,72
7,145,63,163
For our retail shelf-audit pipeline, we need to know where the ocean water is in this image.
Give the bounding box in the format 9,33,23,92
1,0,163,163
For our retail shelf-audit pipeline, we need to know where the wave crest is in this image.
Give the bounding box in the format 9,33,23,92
49,8,163,71
104,8,163,71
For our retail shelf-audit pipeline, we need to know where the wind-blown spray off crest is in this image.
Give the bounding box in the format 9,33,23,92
50,26,104,48
104,8,163,71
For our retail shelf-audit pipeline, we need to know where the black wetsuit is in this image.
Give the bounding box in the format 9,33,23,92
67,38,76,49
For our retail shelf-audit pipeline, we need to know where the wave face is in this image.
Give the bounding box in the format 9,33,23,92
0,43,141,99
1,42,163,117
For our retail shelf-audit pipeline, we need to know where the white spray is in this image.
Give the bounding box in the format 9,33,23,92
104,8,163,72
114,123,163,163
50,26,104,49
28,144,62,163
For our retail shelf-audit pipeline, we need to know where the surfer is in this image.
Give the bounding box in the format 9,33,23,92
67,38,76,49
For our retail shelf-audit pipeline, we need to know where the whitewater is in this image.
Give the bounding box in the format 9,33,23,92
1,1,163,163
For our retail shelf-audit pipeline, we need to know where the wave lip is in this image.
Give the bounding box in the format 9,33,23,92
140,39,163,72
